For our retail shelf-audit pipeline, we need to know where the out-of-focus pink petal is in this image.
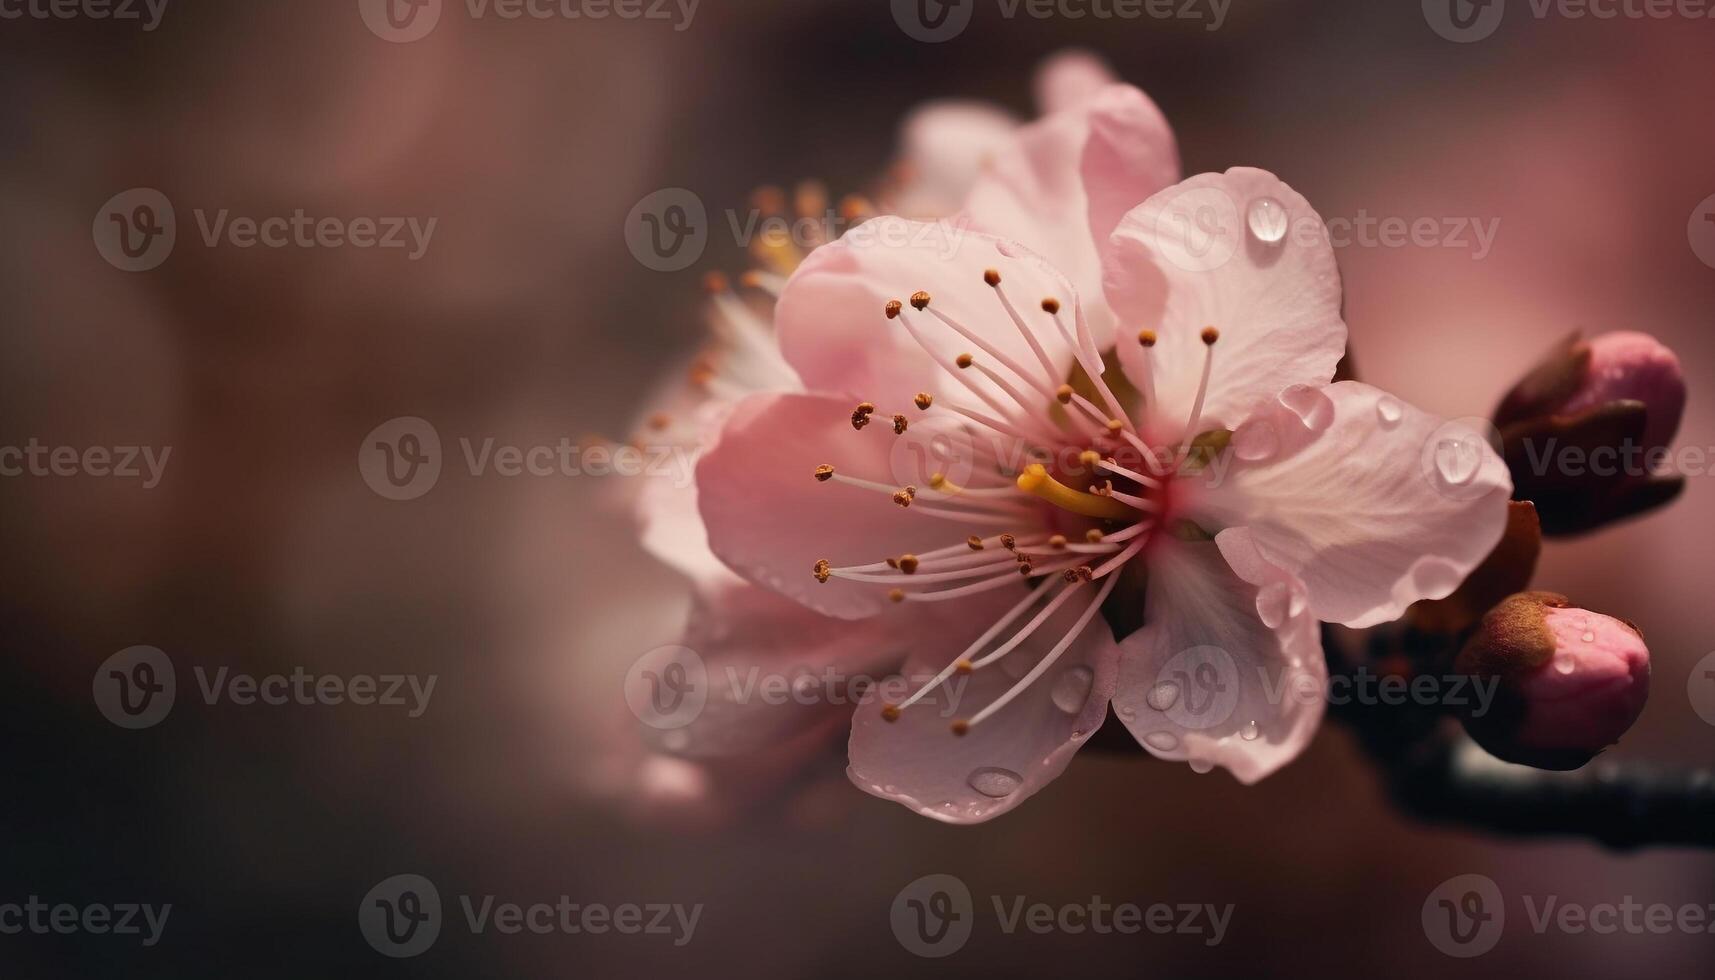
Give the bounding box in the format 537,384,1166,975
1107,168,1347,432
1189,382,1513,629
1033,49,1118,115
847,585,1119,823
774,217,1085,411
636,472,744,594
696,391,1011,619
1112,537,1325,783
639,583,924,759
894,100,1020,219
964,84,1178,326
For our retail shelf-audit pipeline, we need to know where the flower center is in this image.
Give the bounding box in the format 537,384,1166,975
808,263,1221,735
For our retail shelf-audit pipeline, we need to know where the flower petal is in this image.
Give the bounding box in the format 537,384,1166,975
637,582,918,759
1033,48,1118,115
847,583,1119,823
1107,168,1347,431
696,391,1013,619
1112,537,1325,783
963,84,1178,325
1188,381,1513,629
893,100,1020,219
774,216,1085,411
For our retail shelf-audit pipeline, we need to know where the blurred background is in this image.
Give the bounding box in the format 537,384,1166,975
2,0,1712,977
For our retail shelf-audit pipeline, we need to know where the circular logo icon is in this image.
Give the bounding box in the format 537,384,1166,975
890,873,973,958
888,414,979,492
1422,0,1505,43
1152,645,1240,731
1687,193,1715,270
359,417,442,501
93,188,176,272
625,644,708,730
891,0,973,42
359,874,442,958
93,645,176,729
1422,873,1504,957
1421,415,1501,502
358,0,442,42
624,188,708,272
1152,184,1241,273
1688,651,1715,727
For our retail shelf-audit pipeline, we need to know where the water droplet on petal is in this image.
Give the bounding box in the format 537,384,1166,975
1433,436,1482,486
967,767,1023,798
1188,757,1215,774
1554,654,1576,675
1146,681,1180,711
1246,196,1288,244
1143,730,1179,752
1051,666,1095,713
1581,631,1596,643
1376,396,1403,426
1117,704,1136,719
1280,384,1334,428
1233,418,1279,462
1240,720,1260,741
1256,581,1291,629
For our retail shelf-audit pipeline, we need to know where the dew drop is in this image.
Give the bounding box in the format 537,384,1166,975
1240,720,1260,741
967,767,1023,798
1143,731,1180,752
1233,418,1279,462
1051,666,1095,713
1433,436,1482,486
1280,384,1334,428
1376,396,1403,426
1246,196,1288,244
1581,631,1596,643
1554,654,1576,675
1188,757,1215,774
1256,581,1291,629
1146,681,1180,712
1117,704,1136,719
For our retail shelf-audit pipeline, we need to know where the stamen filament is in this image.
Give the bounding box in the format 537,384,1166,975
891,576,1058,712
960,573,1120,729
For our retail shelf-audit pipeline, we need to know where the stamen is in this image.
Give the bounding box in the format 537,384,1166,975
1015,463,1134,521
914,392,933,410
814,464,835,482
888,576,1059,715
954,572,1120,731
1174,327,1219,464
892,414,909,435
968,580,1085,669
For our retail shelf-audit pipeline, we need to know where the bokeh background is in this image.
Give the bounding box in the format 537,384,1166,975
2,1,1712,977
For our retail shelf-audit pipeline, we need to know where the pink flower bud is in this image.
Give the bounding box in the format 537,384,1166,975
1455,592,1650,770
1557,332,1686,454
